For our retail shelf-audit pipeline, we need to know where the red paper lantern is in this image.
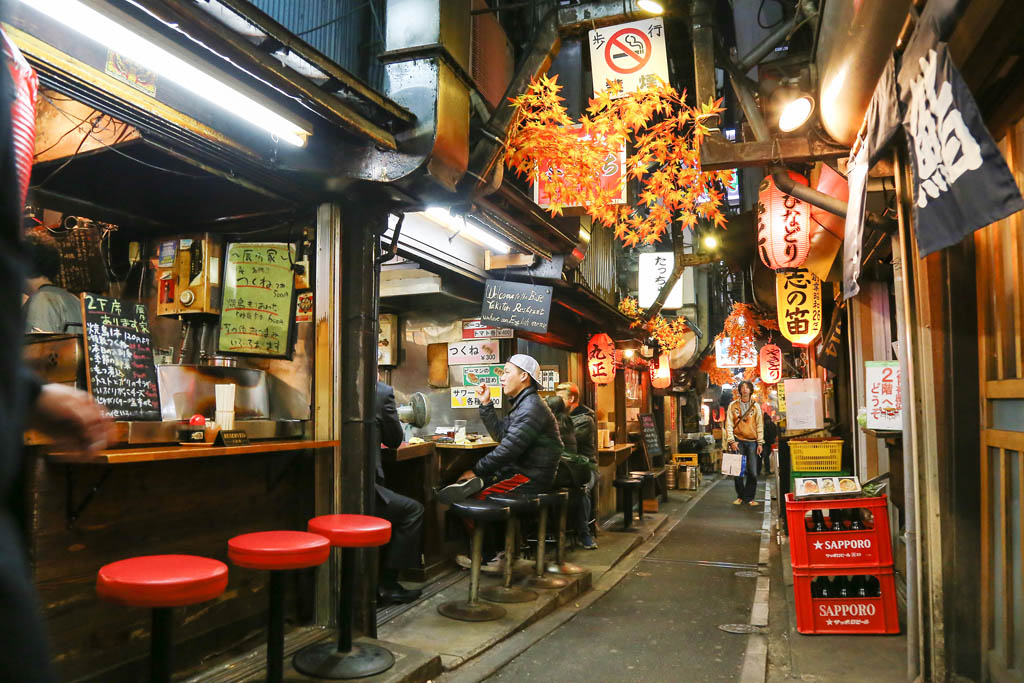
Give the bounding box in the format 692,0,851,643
759,344,783,384
651,352,671,389
587,333,615,385
757,171,811,270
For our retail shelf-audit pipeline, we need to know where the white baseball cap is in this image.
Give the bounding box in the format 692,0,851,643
508,354,541,384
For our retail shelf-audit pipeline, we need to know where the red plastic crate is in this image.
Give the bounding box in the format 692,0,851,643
785,493,893,569
793,567,900,635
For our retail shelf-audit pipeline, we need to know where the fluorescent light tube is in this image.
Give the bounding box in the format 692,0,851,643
423,207,511,254
20,0,310,146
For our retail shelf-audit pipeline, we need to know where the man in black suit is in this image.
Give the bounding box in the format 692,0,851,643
374,381,424,604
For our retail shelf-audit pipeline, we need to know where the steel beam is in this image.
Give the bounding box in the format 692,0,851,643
699,135,848,171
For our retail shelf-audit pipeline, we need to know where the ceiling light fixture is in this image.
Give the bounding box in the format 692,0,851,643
19,0,310,146
702,234,719,250
778,94,815,132
424,207,511,254
637,0,665,14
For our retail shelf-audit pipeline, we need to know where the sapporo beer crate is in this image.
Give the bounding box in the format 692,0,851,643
789,438,843,471
792,567,900,635
785,493,893,569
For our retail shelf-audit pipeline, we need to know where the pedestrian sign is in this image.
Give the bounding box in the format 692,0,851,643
589,18,669,97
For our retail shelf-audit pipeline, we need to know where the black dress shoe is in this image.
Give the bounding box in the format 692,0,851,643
436,477,484,504
378,585,422,605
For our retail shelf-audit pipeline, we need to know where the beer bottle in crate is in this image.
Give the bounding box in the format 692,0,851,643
830,508,846,531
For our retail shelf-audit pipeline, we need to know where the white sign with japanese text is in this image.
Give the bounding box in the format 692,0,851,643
589,18,669,97
451,386,502,409
865,361,902,430
638,252,695,309
447,340,500,366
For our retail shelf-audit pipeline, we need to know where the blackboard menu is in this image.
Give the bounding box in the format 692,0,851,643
81,293,161,420
480,279,552,333
218,242,296,357
53,224,110,294
639,413,664,463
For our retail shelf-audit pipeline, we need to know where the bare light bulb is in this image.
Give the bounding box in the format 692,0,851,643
637,0,665,14
702,234,719,249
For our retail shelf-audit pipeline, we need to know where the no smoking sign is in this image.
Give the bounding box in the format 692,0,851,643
590,18,669,97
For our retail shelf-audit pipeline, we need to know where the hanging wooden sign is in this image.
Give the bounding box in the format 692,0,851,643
481,279,552,333
776,268,822,347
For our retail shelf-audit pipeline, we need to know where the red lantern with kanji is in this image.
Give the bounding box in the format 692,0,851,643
587,333,615,385
651,352,671,389
759,344,783,384
757,171,811,270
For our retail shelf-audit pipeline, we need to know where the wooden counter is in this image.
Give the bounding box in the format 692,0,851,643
434,441,498,450
597,444,633,466
389,442,434,461
48,439,339,464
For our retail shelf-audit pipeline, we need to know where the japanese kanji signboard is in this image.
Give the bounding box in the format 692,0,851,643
447,340,500,366
865,360,902,431
589,18,669,97
462,318,514,340
451,385,502,409
776,268,822,347
218,242,296,357
462,365,502,386
638,252,685,309
81,293,161,420
534,127,626,209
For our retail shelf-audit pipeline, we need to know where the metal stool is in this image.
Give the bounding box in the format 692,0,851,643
526,492,569,589
439,499,511,621
548,489,586,575
612,477,643,531
480,494,540,603
97,555,229,683
293,514,393,680
228,531,331,683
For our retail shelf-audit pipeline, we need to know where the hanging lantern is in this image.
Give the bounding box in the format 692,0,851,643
587,333,615,385
776,268,822,347
757,171,812,270
759,344,783,384
651,352,671,389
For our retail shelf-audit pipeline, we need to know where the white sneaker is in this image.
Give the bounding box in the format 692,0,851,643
455,552,506,574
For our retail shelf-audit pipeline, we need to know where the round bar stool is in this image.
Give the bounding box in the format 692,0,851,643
525,493,569,589
293,514,393,680
547,489,586,576
480,494,540,603
439,499,511,621
612,477,643,532
228,531,331,683
97,554,228,683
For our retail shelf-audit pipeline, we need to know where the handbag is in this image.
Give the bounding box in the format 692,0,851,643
554,452,596,488
721,451,743,477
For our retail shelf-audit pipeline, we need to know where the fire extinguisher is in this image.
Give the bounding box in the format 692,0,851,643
3,28,38,209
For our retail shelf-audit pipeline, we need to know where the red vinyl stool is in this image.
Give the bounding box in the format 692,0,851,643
292,514,393,680
97,555,228,683
228,531,330,683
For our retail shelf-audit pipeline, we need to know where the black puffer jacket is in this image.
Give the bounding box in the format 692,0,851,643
474,385,562,489
569,405,598,462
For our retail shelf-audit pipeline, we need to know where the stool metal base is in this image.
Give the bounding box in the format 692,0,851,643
526,574,569,589
292,642,394,680
547,562,587,576
438,599,507,621
480,584,538,603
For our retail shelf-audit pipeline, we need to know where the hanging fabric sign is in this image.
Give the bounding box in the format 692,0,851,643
759,344,783,384
776,268,822,347
587,333,615,385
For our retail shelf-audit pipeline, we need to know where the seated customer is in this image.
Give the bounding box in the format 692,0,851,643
544,394,577,454
453,354,562,571
22,234,82,334
556,382,598,549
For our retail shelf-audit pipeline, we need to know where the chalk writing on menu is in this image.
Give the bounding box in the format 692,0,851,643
81,293,161,420
638,413,663,458
480,279,552,333
218,242,296,357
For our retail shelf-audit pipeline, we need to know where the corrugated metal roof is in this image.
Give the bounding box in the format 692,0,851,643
248,0,386,89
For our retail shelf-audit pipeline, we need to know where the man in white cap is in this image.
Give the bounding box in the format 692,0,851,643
447,354,563,571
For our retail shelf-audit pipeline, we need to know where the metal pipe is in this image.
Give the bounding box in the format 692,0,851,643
771,167,847,217
374,213,404,267
737,11,804,74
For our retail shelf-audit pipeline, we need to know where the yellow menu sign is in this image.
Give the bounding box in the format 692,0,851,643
218,242,296,357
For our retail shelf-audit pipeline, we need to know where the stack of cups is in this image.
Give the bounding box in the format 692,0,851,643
215,384,236,430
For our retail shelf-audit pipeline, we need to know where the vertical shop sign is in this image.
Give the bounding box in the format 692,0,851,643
589,18,669,96
865,361,902,430
638,252,683,309
757,171,812,270
378,313,397,365
588,333,615,385
777,268,822,347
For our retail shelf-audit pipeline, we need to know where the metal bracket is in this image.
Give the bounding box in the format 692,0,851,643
65,466,113,530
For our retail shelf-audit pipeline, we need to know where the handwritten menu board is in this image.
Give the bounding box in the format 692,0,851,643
638,413,664,463
218,242,296,357
81,293,161,420
32,224,109,295
481,279,552,333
